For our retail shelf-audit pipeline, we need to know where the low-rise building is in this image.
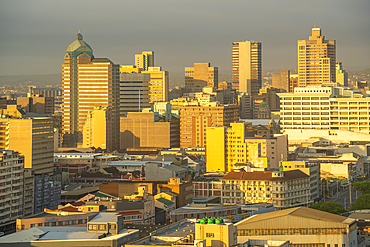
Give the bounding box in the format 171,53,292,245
220,170,312,209
236,207,358,247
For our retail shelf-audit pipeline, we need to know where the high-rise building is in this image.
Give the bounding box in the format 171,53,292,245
83,106,116,151
206,122,288,172
185,62,218,89
17,93,54,115
179,103,239,148
119,73,151,117
135,51,154,71
62,33,120,148
232,41,262,94
336,61,348,86
0,106,54,174
120,112,180,149
272,70,290,92
298,27,336,87
141,66,169,103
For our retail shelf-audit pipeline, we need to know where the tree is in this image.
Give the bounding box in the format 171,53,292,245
309,202,346,214
352,181,370,195
350,194,370,211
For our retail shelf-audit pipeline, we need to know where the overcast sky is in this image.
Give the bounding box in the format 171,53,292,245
0,0,369,76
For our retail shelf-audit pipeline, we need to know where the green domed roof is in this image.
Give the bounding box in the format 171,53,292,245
259,100,270,109
66,33,93,54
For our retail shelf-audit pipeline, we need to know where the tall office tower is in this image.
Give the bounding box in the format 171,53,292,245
141,67,169,103
179,104,239,148
185,62,218,89
289,74,299,92
62,33,120,149
83,106,115,150
120,73,151,117
272,70,290,92
232,41,262,94
135,51,154,71
336,62,348,86
298,27,336,87
0,106,54,174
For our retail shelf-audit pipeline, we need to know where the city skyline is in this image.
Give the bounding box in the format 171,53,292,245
0,0,369,76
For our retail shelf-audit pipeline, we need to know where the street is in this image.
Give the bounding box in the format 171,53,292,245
326,187,362,210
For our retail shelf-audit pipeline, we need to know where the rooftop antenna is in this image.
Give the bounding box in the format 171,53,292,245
78,30,81,34
314,23,316,28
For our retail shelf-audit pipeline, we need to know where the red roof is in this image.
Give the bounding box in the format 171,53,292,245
220,170,308,181
60,206,81,212
70,201,85,206
119,210,142,216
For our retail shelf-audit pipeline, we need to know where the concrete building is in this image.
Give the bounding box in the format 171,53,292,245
253,86,283,112
220,170,311,208
145,163,192,181
336,61,348,86
280,160,321,201
236,207,358,247
206,122,288,172
0,110,54,174
179,104,239,148
120,112,180,149
185,62,219,89
238,93,252,119
1,213,140,247
17,93,54,115
33,173,61,214
120,72,151,117
290,74,299,92
195,221,237,247
232,40,262,94
272,70,290,92
141,67,169,103
62,33,120,148
278,86,370,143
83,106,117,151
298,26,336,87
135,51,154,71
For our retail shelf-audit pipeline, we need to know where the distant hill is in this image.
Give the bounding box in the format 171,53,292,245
0,74,62,87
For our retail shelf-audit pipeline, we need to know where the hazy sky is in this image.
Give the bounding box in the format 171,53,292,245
0,0,369,76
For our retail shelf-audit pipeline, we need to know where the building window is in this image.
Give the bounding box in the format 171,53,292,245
206,233,215,238
72,220,76,225
51,222,56,226
78,219,83,224
30,224,35,228
99,224,106,230
44,223,50,226
65,221,70,225
58,221,63,226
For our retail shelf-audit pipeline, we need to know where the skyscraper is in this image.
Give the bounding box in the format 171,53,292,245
62,33,120,150
185,62,218,89
298,27,336,87
135,51,154,71
232,41,262,95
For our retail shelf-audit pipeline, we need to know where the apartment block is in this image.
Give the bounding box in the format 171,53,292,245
141,67,169,103
83,106,118,151
220,170,311,208
17,94,54,115
62,33,120,148
120,73,151,117
298,27,336,87
278,86,370,135
232,41,262,94
0,151,25,225
206,122,288,172
272,70,290,92
179,103,239,148
185,62,218,89
0,113,54,174
120,112,180,149
33,173,61,214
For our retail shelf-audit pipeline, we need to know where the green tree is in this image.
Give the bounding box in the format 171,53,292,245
350,194,370,211
352,181,370,195
309,202,346,214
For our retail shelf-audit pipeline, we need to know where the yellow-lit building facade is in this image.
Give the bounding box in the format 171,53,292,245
221,171,311,208
195,222,237,247
141,66,169,103
298,27,336,87
336,61,348,86
0,113,54,174
120,65,143,74
83,106,115,151
232,41,262,94
278,86,370,134
179,104,239,148
135,51,154,71
62,33,120,149
206,122,288,173
185,62,218,89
